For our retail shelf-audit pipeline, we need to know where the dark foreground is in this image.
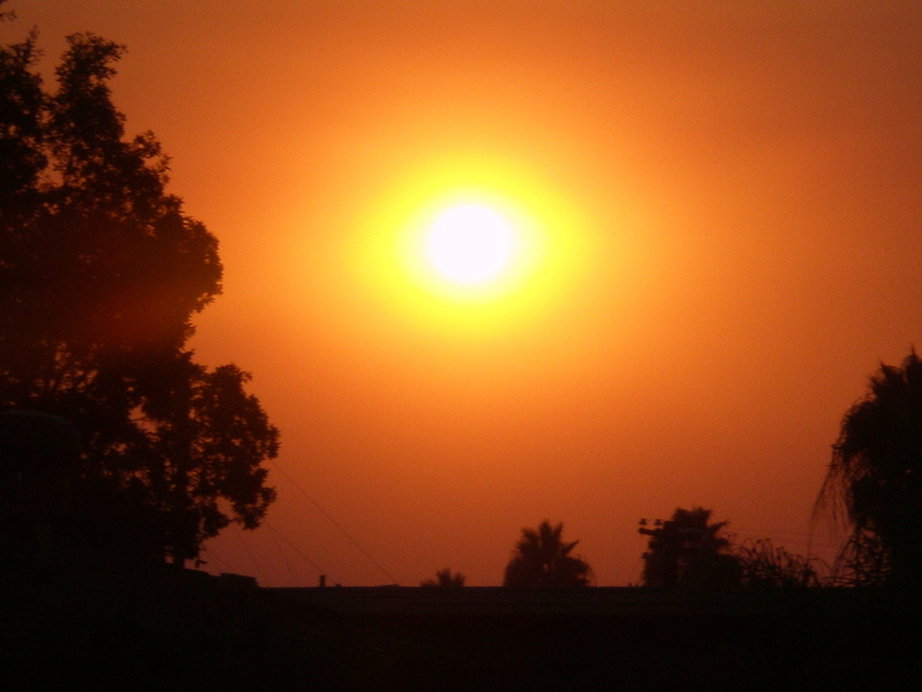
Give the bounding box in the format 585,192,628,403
4,563,921,690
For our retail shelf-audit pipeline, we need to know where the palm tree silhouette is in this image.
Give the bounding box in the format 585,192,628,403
640,507,740,587
817,350,922,585
503,520,593,587
420,568,465,588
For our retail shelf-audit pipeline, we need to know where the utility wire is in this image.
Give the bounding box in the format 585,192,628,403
264,518,331,584
200,543,233,573
730,526,840,549
232,522,269,585
271,459,399,584
265,519,302,585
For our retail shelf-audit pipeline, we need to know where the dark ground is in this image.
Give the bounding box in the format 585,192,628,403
3,564,921,690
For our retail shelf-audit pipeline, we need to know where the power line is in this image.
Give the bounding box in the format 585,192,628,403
271,459,398,584
231,522,269,585
732,525,829,539
729,526,841,548
265,519,302,585
199,543,233,573
263,518,331,584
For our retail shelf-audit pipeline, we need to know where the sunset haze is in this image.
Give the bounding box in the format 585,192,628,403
6,0,921,587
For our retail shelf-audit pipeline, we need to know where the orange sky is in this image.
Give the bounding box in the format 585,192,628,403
8,0,922,586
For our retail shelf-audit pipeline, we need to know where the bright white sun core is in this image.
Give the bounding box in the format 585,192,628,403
424,204,514,284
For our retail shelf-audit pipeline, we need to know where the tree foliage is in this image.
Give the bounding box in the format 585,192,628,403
641,509,824,589
1,28,278,565
639,507,740,587
421,567,466,588
732,538,821,588
503,520,593,587
816,351,922,586
828,529,889,587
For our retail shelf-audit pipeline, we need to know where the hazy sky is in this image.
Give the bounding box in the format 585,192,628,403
7,1,921,586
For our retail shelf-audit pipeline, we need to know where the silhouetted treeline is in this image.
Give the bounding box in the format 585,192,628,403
638,507,820,588
1,21,277,569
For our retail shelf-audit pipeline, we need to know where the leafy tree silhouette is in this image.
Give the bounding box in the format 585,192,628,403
829,530,889,586
639,507,740,587
0,28,278,567
420,567,466,588
816,350,922,586
732,538,821,588
503,520,593,587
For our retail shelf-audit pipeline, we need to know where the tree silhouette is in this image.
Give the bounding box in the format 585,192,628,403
503,520,593,587
816,351,922,586
827,530,889,586
732,538,821,588
420,567,465,588
639,507,740,587
0,409,80,567
0,29,278,566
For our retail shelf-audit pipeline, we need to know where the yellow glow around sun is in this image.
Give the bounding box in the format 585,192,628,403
424,204,515,285
346,151,599,339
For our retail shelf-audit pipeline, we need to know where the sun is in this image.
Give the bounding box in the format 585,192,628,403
424,204,515,285
343,151,600,336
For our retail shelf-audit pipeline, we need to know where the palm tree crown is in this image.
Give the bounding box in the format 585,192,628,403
640,507,740,587
503,520,593,587
817,351,922,585
421,568,465,588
